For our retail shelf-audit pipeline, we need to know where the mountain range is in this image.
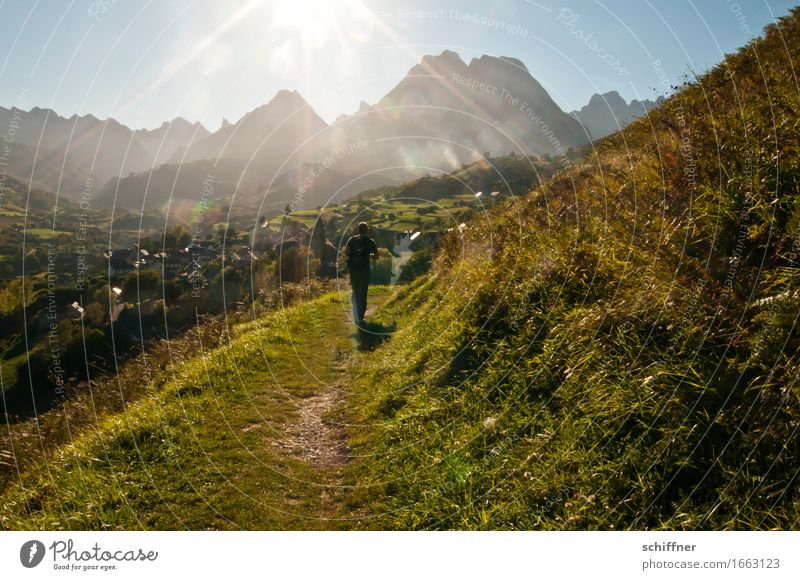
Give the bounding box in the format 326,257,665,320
0,106,209,200
570,90,663,140
1,52,660,211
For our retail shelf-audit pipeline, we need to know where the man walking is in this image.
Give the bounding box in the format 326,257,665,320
345,222,378,324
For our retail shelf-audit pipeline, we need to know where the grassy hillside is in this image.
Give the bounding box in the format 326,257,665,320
0,291,388,529
342,10,800,529
288,154,553,233
2,10,799,531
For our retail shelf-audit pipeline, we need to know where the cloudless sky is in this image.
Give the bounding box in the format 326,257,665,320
0,0,795,130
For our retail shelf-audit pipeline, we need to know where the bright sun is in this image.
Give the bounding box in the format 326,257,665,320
274,0,333,29
273,0,335,32
269,0,374,55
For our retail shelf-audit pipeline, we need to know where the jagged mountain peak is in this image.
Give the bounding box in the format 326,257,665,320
421,49,466,66
169,116,197,129
165,88,328,167
268,88,308,106
242,89,316,124
571,90,663,140
407,50,468,77
587,90,627,108
468,54,529,74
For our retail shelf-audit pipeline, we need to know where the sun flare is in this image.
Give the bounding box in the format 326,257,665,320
273,0,330,30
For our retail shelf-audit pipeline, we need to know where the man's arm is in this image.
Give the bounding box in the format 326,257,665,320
370,239,378,262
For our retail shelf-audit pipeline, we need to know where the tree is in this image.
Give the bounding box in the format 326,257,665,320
152,298,167,321
0,278,34,316
162,231,177,251
370,248,394,285
397,249,432,283
327,216,339,239
171,225,190,249
123,270,161,299
309,220,332,278
277,247,303,283
83,302,105,328
216,224,236,247
309,220,327,260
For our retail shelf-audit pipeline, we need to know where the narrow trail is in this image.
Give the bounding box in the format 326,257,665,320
272,352,352,523
277,385,348,469
264,291,390,527
280,300,382,470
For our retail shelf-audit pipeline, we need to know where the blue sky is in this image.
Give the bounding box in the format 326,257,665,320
0,0,795,130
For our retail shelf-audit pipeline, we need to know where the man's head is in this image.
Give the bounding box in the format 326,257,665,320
358,222,368,235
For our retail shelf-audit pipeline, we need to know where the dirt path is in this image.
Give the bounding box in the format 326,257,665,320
280,301,383,467
279,388,348,468
268,290,391,524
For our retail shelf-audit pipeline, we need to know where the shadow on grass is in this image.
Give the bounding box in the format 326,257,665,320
353,320,396,352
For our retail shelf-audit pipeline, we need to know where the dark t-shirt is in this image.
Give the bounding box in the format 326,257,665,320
346,235,378,270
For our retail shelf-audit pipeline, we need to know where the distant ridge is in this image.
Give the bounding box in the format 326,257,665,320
0,106,209,199
570,90,664,140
